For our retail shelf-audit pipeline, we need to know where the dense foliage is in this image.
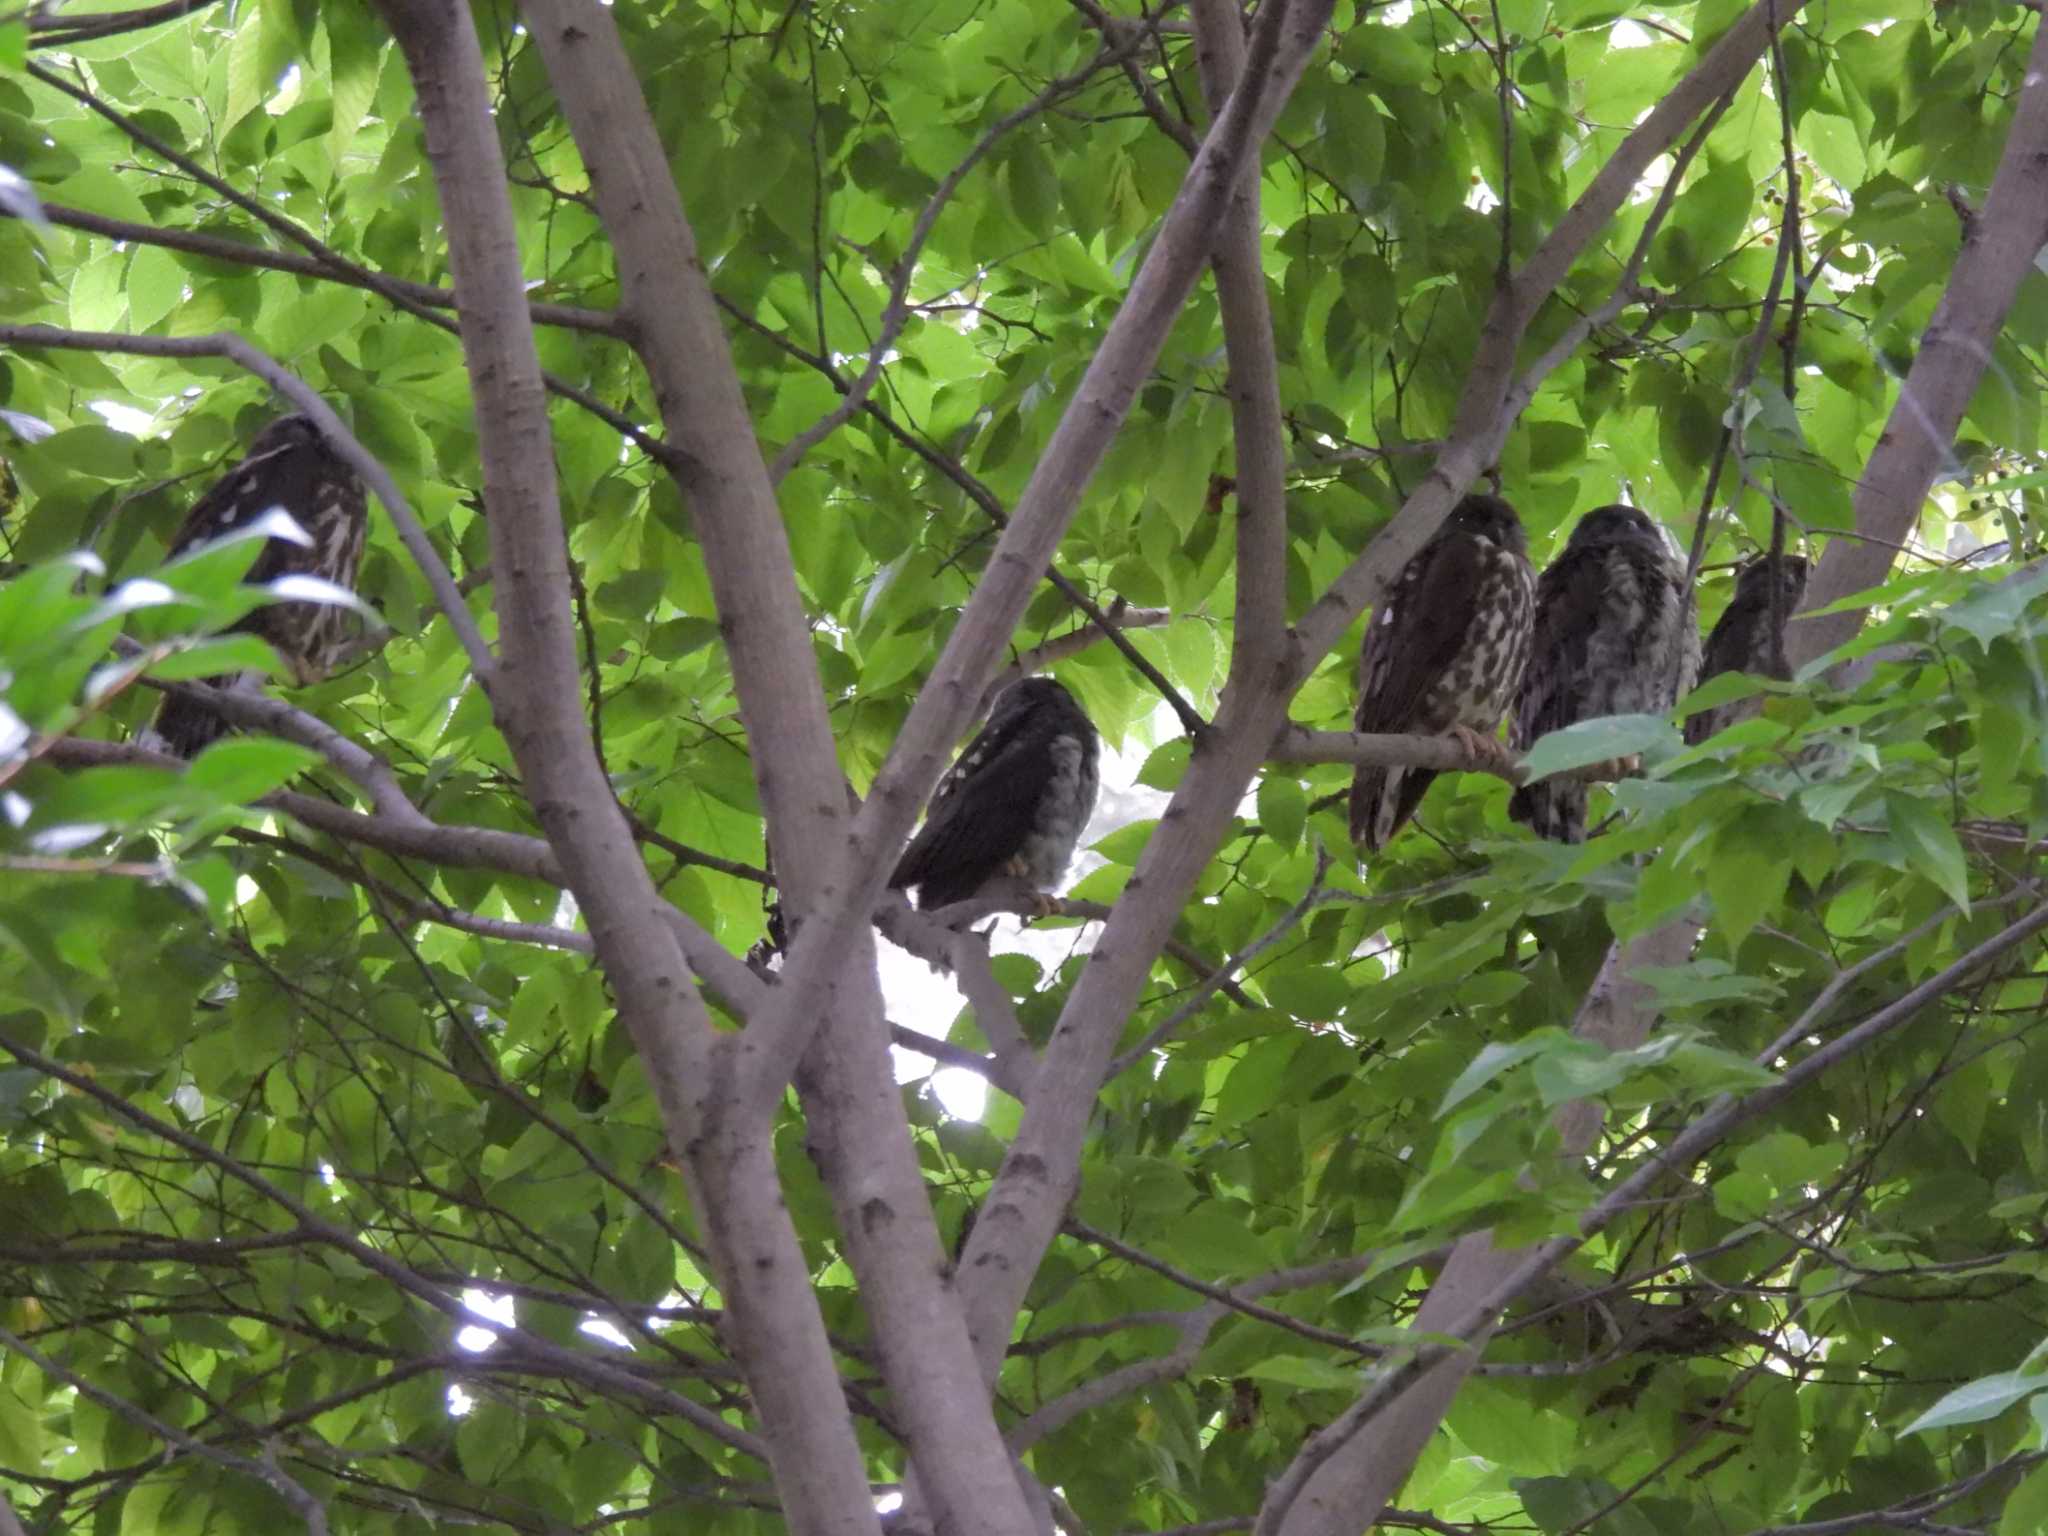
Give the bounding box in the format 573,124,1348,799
4,1,2048,1534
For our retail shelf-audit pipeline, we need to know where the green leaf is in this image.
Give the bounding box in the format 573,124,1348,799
1902,1370,2046,1435
1439,1033,1560,1115
1885,792,1971,912
1212,1036,1300,1131
183,739,322,802
1516,714,1679,783
1256,773,1307,850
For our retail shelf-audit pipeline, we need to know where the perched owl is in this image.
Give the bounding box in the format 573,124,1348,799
889,677,1100,912
1684,554,1808,745
143,415,368,758
1509,505,1700,843
1348,493,1536,852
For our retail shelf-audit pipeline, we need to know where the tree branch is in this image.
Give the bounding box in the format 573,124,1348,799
975,601,1172,719
27,0,219,47
137,669,428,827
1269,726,1524,781
0,1032,778,1464
762,0,1340,1116
1267,919,1698,1536
371,11,881,1531
27,201,619,335
518,9,1039,1533
1189,0,1290,681
0,1324,332,1536
1258,896,2048,1535
19,63,661,458
1288,0,1816,681
0,322,496,683
1786,12,2048,675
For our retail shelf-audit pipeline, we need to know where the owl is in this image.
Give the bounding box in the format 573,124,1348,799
143,415,368,758
1684,554,1808,745
1348,494,1536,852
889,677,1100,912
1510,505,1700,843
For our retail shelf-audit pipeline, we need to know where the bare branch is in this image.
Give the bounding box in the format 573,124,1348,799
1289,0,1817,681
1787,14,2048,674
1261,900,2048,1535
889,1023,1031,1102
771,38,1138,481
1189,0,1290,680
517,1,861,978
1269,726,1522,781
29,201,619,334
948,932,1037,1089
230,829,594,953
976,602,1172,718
1738,1450,2048,1535
1104,854,1333,1079
137,670,428,827
0,1324,332,1535
766,0,1342,1117
28,0,220,46
363,15,912,1527
519,8,1035,1531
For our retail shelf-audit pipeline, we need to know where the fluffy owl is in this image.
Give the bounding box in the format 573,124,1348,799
1348,493,1536,852
1684,554,1808,745
889,677,1101,912
1509,505,1700,843
143,415,368,758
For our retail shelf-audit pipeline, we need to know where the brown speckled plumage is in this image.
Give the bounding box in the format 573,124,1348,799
1349,494,1536,852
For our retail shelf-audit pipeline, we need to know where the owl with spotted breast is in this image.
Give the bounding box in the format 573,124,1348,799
1348,493,1536,852
1510,504,1701,843
1684,554,1808,745
889,676,1100,912
143,414,369,759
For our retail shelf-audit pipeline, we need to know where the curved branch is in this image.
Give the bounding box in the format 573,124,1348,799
975,601,1172,717
1786,15,2048,674
0,1033,777,1464
20,62,663,459
40,736,764,1012
1260,896,2048,1535
1189,0,1290,681
28,0,221,47
0,1324,332,1535
0,322,496,683
770,37,1138,481
29,201,619,335
1269,726,1522,781
139,671,428,827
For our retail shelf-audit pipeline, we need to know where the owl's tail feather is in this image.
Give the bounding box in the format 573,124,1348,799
1508,781,1587,844
1349,766,1437,854
140,681,233,761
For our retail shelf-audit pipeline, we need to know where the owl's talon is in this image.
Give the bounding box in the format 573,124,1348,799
1446,724,1510,767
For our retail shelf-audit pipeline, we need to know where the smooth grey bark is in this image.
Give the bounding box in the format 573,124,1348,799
377,7,881,1533
1787,19,2048,675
